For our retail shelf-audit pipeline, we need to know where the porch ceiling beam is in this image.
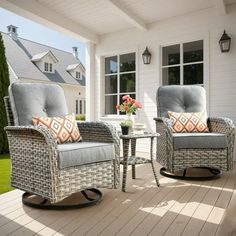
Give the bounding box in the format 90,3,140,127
0,0,99,43
107,0,148,31
215,0,227,15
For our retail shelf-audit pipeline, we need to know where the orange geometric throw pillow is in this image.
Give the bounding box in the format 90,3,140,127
32,114,82,144
168,111,209,133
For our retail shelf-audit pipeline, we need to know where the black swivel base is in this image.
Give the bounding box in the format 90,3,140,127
160,167,221,181
22,188,102,210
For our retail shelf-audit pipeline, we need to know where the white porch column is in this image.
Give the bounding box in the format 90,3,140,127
85,42,96,121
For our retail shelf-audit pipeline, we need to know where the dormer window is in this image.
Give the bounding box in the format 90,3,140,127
32,51,58,74
44,62,48,72
66,63,85,81
49,63,53,72
76,71,81,79
44,62,53,73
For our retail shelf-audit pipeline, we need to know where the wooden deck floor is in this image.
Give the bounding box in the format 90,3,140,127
0,162,236,236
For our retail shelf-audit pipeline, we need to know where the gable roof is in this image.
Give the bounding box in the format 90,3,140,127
1,32,85,86
66,63,85,72
31,50,58,63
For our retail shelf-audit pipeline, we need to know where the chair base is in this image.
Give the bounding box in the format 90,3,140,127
160,167,221,181
22,188,102,210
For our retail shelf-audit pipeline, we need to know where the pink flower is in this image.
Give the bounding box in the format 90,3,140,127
127,97,133,103
135,102,142,108
116,104,120,110
122,95,130,101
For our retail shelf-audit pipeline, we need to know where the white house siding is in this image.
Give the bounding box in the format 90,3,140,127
95,5,236,157
17,78,85,115
62,83,85,114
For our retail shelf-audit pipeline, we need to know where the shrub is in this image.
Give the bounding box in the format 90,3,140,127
76,114,86,121
0,33,10,154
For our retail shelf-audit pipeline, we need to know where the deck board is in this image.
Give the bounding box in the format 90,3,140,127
0,162,235,236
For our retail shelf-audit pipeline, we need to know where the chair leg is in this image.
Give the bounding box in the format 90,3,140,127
22,188,102,210
160,167,221,181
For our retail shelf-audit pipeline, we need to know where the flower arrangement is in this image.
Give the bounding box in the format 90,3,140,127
116,95,142,114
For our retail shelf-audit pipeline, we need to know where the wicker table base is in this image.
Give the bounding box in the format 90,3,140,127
22,188,102,210
120,132,160,192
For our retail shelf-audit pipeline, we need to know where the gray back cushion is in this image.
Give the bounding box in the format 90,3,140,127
9,82,68,125
157,85,206,117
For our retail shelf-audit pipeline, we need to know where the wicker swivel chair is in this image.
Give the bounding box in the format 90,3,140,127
4,82,120,209
154,85,235,179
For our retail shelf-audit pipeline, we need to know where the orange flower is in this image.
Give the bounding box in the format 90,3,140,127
116,104,120,110
124,106,129,111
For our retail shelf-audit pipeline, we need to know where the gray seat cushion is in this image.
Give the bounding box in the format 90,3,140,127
9,82,68,125
57,142,115,169
173,133,228,150
157,85,206,118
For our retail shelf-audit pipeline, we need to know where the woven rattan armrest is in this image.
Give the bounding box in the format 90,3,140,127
5,125,58,166
77,122,120,145
154,117,173,136
77,121,120,186
5,125,57,147
208,117,235,134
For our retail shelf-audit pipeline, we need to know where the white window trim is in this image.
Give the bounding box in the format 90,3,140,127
158,33,210,113
44,62,54,74
76,98,86,115
102,51,138,118
76,71,82,80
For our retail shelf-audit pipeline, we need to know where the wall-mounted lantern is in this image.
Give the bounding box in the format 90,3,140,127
142,47,151,64
219,30,231,53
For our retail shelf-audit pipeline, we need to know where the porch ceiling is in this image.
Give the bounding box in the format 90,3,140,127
1,0,236,43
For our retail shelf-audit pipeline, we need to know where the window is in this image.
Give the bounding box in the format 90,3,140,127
76,71,81,79
49,63,53,72
76,100,78,114
104,52,136,115
44,62,53,73
76,99,86,114
79,100,83,114
44,62,48,72
162,40,204,86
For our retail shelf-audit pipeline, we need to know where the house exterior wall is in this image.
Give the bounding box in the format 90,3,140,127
94,5,236,155
62,83,86,114
18,78,85,114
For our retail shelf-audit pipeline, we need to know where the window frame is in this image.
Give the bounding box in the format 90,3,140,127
161,40,204,86
76,99,86,115
159,34,209,112
76,71,81,80
103,52,137,116
49,63,53,72
44,62,49,72
44,62,53,73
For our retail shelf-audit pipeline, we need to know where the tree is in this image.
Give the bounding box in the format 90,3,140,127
0,33,10,153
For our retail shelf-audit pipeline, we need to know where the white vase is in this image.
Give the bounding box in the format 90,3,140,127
125,112,135,124
125,113,135,134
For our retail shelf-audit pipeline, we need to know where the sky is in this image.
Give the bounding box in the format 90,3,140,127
0,7,86,66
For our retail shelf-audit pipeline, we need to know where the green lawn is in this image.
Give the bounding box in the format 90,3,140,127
0,154,14,194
